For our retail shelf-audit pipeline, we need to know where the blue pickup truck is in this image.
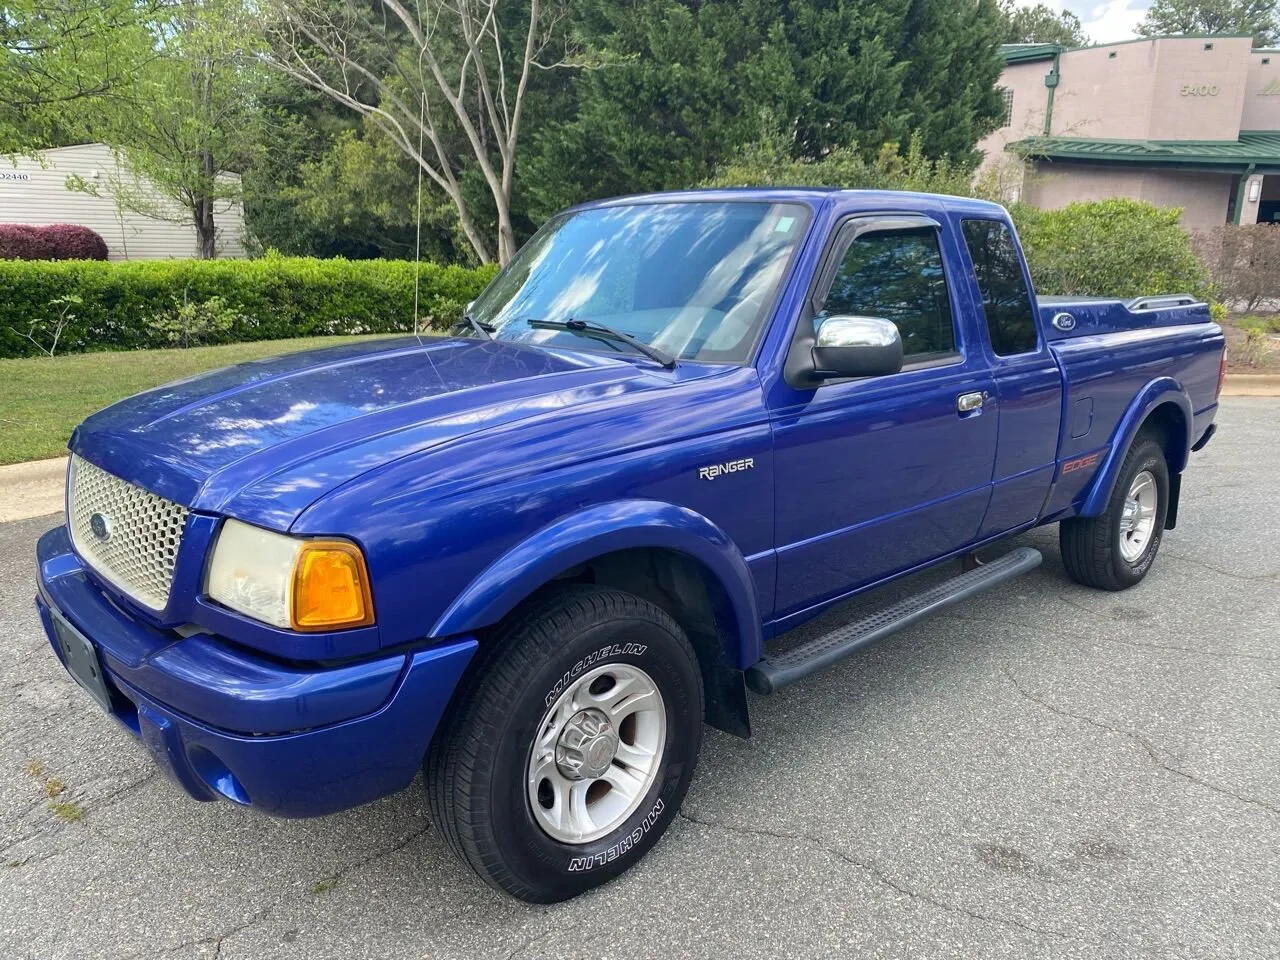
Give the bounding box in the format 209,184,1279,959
36,188,1225,902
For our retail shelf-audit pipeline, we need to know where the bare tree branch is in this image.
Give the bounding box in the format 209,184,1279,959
262,0,566,264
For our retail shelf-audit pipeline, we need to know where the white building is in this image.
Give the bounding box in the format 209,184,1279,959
0,143,248,260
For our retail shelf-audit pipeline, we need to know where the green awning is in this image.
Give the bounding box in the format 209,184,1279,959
1009,131,1280,172
999,43,1062,64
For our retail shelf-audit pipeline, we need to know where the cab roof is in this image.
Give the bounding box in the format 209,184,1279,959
569,186,1010,218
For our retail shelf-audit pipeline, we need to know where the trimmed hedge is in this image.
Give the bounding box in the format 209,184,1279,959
0,223,109,261
0,199,1214,359
0,255,498,358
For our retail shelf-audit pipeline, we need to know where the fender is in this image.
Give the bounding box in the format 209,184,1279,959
429,499,765,669
1079,377,1191,518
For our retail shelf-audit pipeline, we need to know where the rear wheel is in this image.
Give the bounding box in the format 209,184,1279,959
1059,436,1170,591
426,586,703,902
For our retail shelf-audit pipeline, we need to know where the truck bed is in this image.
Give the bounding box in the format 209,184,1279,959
1037,294,1223,520
1038,294,1211,340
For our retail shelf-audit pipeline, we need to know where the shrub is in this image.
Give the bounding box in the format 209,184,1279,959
1011,199,1211,300
0,225,57,260
0,223,109,261
1193,224,1280,311
7,294,82,357
42,224,110,261
706,130,976,198
147,295,246,348
1237,327,1269,368
0,256,498,358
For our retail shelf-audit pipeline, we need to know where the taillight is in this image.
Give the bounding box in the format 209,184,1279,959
1215,346,1227,399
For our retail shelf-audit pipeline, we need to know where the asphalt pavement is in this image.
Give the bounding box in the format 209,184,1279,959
2,398,1277,959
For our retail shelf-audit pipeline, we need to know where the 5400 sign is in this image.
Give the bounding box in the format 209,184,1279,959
1180,84,1219,97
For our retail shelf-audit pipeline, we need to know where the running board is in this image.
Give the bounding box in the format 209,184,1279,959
745,547,1043,695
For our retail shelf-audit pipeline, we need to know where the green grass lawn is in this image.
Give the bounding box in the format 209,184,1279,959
0,335,396,466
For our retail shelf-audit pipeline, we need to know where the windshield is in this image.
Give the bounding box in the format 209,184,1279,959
470,200,811,364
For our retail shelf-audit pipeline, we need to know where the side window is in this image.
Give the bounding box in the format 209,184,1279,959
961,219,1039,356
821,227,957,360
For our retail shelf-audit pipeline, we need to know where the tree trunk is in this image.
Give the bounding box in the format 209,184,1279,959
496,204,516,266
194,200,217,259
195,148,217,259
454,196,494,264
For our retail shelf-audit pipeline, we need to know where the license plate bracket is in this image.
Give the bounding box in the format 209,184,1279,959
50,610,113,713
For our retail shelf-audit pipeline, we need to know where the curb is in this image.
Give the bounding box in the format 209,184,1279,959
1220,374,1280,397
0,456,67,523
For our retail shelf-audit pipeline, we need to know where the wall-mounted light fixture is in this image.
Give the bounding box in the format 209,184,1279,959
1249,180,1262,203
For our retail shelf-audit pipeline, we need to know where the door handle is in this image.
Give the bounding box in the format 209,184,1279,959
957,391,987,413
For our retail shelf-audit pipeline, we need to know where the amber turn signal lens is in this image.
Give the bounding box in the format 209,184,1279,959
290,541,375,631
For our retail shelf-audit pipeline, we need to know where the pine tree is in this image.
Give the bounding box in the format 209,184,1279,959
520,0,1008,220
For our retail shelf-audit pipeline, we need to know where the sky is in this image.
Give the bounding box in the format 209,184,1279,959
1024,0,1155,43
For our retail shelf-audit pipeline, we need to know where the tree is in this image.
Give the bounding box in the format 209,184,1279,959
246,120,466,261
520,0,1009,221
239,79,431,260
264,0,574,265
999,0,1088,46
0,0,159,150
1137,0,1279,46
66,0,267,258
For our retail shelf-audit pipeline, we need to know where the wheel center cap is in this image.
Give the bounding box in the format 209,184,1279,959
1121,499,1138,532
555,708,619,781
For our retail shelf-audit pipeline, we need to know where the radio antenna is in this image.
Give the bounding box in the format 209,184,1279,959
413,92,425,336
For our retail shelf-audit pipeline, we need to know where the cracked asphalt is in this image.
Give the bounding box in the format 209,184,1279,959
2,398,1278,959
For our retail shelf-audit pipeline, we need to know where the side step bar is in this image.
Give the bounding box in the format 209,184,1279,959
745,547,1043,695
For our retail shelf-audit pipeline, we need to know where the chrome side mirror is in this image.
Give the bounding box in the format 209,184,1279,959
812,316,904,379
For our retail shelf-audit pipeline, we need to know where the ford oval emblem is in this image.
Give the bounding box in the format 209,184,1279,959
89,512,114,542
1052,312,1077,332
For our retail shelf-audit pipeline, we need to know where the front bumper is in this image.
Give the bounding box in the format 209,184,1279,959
36,525,477,817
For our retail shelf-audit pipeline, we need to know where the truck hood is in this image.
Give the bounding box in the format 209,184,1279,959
71,336,687,529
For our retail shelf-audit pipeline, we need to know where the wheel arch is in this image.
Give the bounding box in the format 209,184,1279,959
1079,379,1191,519
429,500,763,737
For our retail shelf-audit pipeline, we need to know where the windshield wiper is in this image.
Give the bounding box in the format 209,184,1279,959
457,313,493,340
527,318,677,370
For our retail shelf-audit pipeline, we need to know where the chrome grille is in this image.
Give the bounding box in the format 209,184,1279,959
67,455,189,611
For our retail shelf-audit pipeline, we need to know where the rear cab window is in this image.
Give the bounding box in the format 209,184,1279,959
961,219,1039,356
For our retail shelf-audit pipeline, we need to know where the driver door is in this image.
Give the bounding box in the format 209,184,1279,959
769,214,998,622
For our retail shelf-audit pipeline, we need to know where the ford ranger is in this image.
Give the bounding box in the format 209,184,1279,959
35,189,1225,902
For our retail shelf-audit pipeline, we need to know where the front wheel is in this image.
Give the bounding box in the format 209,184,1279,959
426,586,704,902
1059,436,1170,591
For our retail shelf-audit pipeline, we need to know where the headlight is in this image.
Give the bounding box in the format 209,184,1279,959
205,519,375,631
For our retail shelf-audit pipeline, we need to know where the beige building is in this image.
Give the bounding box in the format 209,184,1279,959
0,143,247,260
979,36,1280,230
